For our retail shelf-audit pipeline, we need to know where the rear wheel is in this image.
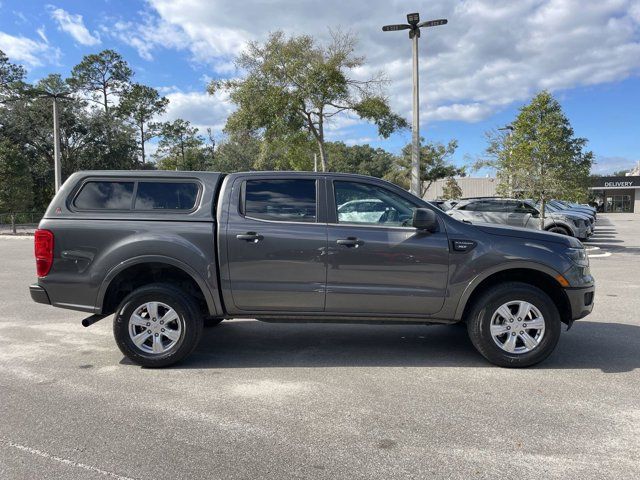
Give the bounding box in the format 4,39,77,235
113,283,203,367
466,282,561,367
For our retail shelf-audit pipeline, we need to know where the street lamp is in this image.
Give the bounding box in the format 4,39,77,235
30,89,71,193
383,12,447,197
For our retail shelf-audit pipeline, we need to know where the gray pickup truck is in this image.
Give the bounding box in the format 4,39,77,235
30,171,595,368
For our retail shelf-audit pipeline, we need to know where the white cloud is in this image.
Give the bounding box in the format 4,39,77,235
48,6,101,46
130,0,640,124
36,26,48,44
592,156,639,175
159,90,235,134
344,137,376,146
106,15,189,61
0,31,60,67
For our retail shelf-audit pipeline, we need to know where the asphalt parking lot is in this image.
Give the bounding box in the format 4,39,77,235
1,214,639,480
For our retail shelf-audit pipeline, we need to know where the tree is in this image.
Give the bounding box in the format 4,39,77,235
1,73,139,211
0,141,33,233
482,91,593,226
0,50,26,103
154,119,205,170
326,142,394,178
214,131,262,172
254,133,316,171
69,49,133,116
118,84,169,164
441,176,463,200
384,139,463,196
210,31,407,172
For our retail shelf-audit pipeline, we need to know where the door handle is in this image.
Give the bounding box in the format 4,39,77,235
236,232,263,242
336,237,364,248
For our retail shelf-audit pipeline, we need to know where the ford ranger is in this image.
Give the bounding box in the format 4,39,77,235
30,171,595,368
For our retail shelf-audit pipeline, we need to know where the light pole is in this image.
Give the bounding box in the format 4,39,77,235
383,13,447,197
31,89,71,192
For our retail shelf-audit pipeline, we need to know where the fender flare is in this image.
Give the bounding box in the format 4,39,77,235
453,260,565,320
96,255,220,316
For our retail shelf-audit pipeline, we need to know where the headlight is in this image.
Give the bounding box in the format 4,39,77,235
565,247,589,267
572,218,581,227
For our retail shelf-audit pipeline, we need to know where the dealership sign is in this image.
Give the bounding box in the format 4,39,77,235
604,181,633,187
591,176,640,189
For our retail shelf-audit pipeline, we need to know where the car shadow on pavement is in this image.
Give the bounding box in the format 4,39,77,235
165,319,640,373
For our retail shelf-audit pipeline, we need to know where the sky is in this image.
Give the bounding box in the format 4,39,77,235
0,0,639,175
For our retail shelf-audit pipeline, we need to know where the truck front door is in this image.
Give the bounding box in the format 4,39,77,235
223,176,327,312
325,178,449,316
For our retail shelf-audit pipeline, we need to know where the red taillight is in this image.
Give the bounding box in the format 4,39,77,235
34,229,54,277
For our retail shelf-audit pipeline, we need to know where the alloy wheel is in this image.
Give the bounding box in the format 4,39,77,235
489,300,546,354
127,301,183,355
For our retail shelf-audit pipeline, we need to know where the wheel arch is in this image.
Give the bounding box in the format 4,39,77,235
455,264,572,326
544,222,574,236
97,255,220,316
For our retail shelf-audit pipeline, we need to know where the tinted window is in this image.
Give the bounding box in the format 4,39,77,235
502,200,520,213
516,202,538,214
135,182,199,210
244,179,316,222
474,200,509,212
335,181,416,226
74,181,134,210
461,200,493,212
458,201,479,211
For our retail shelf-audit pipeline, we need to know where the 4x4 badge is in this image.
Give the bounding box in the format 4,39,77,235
451,239,476,252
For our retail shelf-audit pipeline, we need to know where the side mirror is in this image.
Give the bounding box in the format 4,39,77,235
412,208,438,232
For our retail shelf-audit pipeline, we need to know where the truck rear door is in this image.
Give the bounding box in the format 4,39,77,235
222,174,327,312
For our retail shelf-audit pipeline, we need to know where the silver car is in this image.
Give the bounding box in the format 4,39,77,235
447,198,590,240
543,202,594,235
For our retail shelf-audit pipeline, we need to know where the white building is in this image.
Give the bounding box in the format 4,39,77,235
423,177,497,200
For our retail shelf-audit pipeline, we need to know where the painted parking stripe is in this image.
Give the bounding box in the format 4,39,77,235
588,251,612,258
0,439,138,480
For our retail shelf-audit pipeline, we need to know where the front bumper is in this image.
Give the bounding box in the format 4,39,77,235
29,284,51,305
565,285,595,320
575,225,589,240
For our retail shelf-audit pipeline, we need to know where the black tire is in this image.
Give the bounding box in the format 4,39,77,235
203,317,224,328
113,283,203,368
546,225,571,236
466,282,561,368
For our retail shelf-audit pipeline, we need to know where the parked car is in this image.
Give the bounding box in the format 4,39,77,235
540,202,594,235
447,198,590,240
30,171,594,368
432,200,458,211
557,200,596,214
337,198,412,224
549,200,596,221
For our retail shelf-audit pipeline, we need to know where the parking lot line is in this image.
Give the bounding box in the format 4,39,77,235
0,439,139,480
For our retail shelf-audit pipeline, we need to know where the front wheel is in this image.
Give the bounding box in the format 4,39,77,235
113,284,203,367
546,225,571,236
466,282,561,367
